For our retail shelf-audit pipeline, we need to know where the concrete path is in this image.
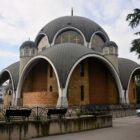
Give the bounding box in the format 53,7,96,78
30,116,140,140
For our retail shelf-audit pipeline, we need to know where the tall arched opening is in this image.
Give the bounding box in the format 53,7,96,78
0,70,15,106
67,57,119,106
128,68,140,104
20,58,58,107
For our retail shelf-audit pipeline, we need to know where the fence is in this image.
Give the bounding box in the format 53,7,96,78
0,104,139,122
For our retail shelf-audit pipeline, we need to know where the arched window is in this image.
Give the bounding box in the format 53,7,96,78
91,34,105,52
31,48,36,55
25,48,29,55
38,36,49,52
55,30,84,45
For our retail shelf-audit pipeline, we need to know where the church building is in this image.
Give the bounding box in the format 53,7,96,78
0,14,140,107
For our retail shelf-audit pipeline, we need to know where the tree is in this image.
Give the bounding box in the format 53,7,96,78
126,8,140,58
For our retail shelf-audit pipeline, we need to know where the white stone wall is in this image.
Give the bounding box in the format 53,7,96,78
103,46,119,72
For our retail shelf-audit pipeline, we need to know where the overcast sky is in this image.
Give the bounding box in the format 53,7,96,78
0,0,140,71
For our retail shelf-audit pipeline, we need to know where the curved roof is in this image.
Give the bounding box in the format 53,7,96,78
0,62,19,90
35,16,109,44
20,41,36,49
118,58,140,90
103,41,118,48
39,43,99,87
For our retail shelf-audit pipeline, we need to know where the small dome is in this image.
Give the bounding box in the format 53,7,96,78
35,16,109,44
20,41,36,49
103,41,118,48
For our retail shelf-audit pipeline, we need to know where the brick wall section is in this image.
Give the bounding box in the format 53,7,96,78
68,60,89,106
3,95,12,106
22,61,48,93
89,59,108,104
22,59,58,106
107,73,118,104
23,92,58,106
89,59,119,104
22,58,119,106
128,78,137,104
89,59,118,104
22,71,33,93
32,62,48,91
47,65,58,94
68,59,119,106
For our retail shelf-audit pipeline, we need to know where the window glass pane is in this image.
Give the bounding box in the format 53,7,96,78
91,34,105,52
55,30,84,45
25,48,29,55
38,36,49,52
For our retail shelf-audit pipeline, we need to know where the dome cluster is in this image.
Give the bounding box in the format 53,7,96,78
35,16,109,45
20,16,117,55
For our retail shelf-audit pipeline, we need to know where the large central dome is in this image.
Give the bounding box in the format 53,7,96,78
35,16,109,44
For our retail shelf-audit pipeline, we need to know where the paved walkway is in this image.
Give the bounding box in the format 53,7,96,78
31,116,140,140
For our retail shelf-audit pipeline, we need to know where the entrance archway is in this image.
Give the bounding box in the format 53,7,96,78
17,58,59,107
66,54,123,106
0,70,15,106
127,68,140,104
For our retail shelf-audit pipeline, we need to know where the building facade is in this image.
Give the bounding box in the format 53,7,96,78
0,15,140,107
